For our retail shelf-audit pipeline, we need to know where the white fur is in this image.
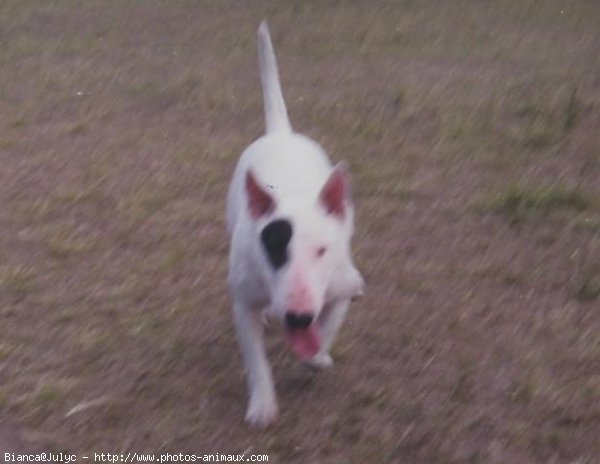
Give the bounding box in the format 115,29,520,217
226,20,364,427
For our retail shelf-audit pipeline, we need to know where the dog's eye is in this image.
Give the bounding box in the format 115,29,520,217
316,246,327,258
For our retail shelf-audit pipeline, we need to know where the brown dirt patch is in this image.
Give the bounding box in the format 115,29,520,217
1,1,599,463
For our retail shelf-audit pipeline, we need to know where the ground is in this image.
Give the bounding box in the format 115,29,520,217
1,1,599,463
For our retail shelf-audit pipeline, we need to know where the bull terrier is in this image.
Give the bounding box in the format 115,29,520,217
226,20,364,426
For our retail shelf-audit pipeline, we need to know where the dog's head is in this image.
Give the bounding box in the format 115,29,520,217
245,162,360,359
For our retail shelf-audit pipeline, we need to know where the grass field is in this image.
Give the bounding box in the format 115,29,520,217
1,1,599,462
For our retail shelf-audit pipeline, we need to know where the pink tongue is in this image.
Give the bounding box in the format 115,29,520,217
285,326,320,359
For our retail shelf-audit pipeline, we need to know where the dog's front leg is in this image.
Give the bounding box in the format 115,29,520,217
306,298,351,369
233,300,278,426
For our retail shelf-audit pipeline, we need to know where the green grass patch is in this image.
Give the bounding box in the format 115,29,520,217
0,342,13,360
46,230,95,259
0,265,37,301
0,138,14,151
500,82,582,151
489,183,592,220
34,384,61,407
575,266,600,301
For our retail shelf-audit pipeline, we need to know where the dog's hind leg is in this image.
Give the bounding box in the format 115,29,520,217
305,298,351,369
233,300,278,426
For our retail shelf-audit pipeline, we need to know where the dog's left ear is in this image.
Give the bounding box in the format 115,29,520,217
319,161,350,219
246,169,275,219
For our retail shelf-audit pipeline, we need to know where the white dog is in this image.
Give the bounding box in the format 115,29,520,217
226,21,364,427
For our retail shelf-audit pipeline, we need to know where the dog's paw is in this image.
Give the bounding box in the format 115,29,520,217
246,393,278,427
304,352,334,370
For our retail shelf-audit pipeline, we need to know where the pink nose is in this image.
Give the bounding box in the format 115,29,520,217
285,312,313,330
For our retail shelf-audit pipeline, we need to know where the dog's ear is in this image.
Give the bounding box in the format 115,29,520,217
319,161,349,219
246,169,275,219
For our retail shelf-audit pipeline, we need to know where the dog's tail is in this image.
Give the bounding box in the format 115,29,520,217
258,20,292,134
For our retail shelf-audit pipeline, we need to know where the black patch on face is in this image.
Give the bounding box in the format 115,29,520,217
260,219,292,270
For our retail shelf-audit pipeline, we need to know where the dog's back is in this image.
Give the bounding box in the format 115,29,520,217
226,21,333,234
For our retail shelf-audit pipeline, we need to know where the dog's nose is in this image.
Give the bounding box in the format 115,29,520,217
285,312,313,330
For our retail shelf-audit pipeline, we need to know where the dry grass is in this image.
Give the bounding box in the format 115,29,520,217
1,0,599,462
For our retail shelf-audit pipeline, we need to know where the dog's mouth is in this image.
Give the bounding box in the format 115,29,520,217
284,325,320,359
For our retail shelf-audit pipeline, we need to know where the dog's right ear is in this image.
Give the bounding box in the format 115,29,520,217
246,170,275,219
319,162,349,219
